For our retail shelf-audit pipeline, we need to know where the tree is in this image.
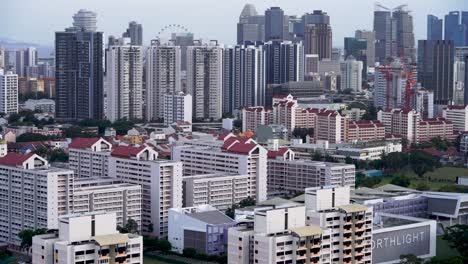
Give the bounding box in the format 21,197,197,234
158,240,172,254
124,219,139,234
409,150,439,178
442,224,468,258
225,204,237,219
112,118,135,135
431,137,448,151
390,175,411,188
345,156,353,164
18,228,48,253
50,149,69,162
16,133,49,142
183,248,197,258
426,256,465,264
292,128,313,142
233,119,242,130
382,152,408,172
239,197,255,207
311,152,322,161
399,254,424,264
362,105,377,120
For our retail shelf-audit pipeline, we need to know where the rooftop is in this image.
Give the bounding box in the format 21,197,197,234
188,210,235,225
290,226,323,237
337,204,369,213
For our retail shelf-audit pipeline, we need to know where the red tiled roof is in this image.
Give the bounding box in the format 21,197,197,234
0,153,34,167
218,133,231,140
69,138,100,149
267,148,290,159
228,142,257,154
446,105,467,110
111,145,147,158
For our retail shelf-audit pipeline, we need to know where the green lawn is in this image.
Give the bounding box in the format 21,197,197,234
376,167,468,191
436,236,460,258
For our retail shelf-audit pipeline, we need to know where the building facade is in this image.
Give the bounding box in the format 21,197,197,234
0,70,18,114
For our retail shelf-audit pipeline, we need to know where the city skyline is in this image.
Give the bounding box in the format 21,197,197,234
1,0,465,49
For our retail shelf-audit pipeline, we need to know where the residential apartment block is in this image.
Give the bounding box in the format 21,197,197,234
32,212,143,264
0,153,74,245
443,105,468,132
69,137,112,178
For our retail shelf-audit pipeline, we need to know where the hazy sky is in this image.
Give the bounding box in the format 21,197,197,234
1,0,466,47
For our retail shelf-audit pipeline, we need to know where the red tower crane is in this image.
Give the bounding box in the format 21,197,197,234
404,67,416,112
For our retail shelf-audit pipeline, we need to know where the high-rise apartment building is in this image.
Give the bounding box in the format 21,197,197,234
0,70,18,114
108,146,183,237
146,39,181,121
340,56,363,92
265,7,285,41
69,137,112,178
223,44,265,113
32,212,143,264
0,47,4,69
418,40,455,105
427,15,443,40
237,4,265,44
172,135,268,203
304,10,332,60
123,21,143,46
378,109,420,142
106,38,143,122
355,30,376,68
187,42,223,120
374,62,415,110
443,105,468,132
445,11,466,47
163,92,192,126
55,10,104,121
264,41,304,85
14,47,37,77
0,153,74,245
314,110,348,144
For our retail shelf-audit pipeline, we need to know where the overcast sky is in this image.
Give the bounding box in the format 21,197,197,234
1,0,466,47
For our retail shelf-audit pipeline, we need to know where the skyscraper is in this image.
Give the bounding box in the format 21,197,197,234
445,11,466,47
344,37,367,78
146,39,181,121
223,44,265,114
303,10,332,60
237,4,265,44
172,32,194,71
374,6,395,64
418,40,455,105
0,70,18,114
122,21,143,46
55,10,104,121
355,30,376,68
340,56,363,92
106,38,143,122
265,7,285,41
427,15,443,40
187,41,223,120
392,5,416,62
72,9,97,31
264,41,304,86
0,47,4,69
465,55,468,105
14,47,37,77
462,11,468,45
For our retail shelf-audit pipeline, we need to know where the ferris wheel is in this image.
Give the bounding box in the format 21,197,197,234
157,24,191,42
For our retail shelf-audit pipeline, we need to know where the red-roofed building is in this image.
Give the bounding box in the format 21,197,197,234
418,118,455,143
111,145,158,160
314,110,348,143
378,109,420,143
0,152,74,245
267,148,294,160
347,120,385,142
69,137,112,178
443,105,468,132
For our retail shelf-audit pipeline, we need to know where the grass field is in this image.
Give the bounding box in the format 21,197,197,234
144,255,187,264
376,167,468,191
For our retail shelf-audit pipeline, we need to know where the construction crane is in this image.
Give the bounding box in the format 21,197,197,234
404,66,416,112
375,2,391,11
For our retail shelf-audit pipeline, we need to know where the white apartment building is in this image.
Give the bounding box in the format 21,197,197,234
187,42,223,120
69,137,112,178
268,158,356,195
32,212,143,264
242,106,273,133
108,145,182,237
172,135,268,203
0,153,74,245
305,186,373,264
72,178,142,231
146,40,181,121
340,56,363,92
374,63,410,110
183,173,250,210
0,70,18,114
228,205,330,264
443,105,468,132
106,38,143,122
412,89,434,119
164,92,192,126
